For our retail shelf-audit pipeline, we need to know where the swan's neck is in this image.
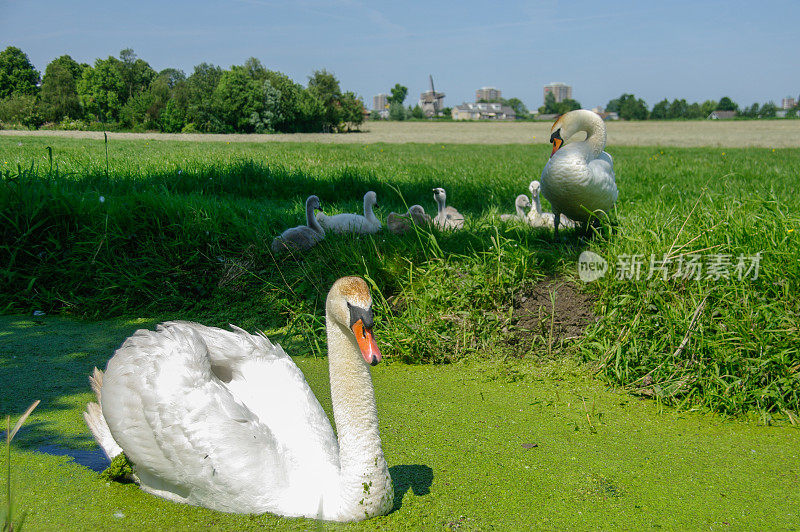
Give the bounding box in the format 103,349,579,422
306,202,324,235
532,193,543,215
568,112,606,158
515,201,526,218
326,319,393,519
435,195,446,215
363,199,378,224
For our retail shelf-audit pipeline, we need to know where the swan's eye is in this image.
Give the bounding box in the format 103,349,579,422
550,129,562,144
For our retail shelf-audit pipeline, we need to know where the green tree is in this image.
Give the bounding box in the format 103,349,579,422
686,102,703,119
651,98,670,119
293,89,325,132
716,96,738,112
410,104,425,119
339,91,365,130
388,83,408,105
39,56,84,122
667,98,688,119
308,69,343,131
0,46,40,99
556,98,581,114
759,101,777,118
538,92,559,114
78,57,126,122
741,103,759,118
388,101,407,120
0,94,42,127
505,97,529,118
608,94,648,120
186,62,224,132
213,65,284,133
117,48,156,103
701,100,717,117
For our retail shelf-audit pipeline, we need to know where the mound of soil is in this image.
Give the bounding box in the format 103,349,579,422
508,277,598,354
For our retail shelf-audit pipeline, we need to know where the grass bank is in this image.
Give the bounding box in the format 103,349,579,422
1,136,798,418
1,315,799,530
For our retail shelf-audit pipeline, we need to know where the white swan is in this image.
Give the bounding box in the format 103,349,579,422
540,109,618,237
316,191,381,234
83,277,394,522
432,187,464,230
387,204,431,234
527,180,577,229
500,194,531,222
271,195,325,254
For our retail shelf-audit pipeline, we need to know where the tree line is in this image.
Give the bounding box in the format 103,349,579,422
0,46,365,133
601,94,796,120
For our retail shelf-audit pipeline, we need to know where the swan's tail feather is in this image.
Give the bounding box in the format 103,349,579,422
83,367,124,461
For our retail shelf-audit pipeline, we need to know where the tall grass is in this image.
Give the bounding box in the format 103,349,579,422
2,400,39,532
0,137,798,416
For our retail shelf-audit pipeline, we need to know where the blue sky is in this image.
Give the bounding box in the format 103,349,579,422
1,0,798,111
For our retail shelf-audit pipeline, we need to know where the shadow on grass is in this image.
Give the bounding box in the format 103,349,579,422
389,464,434,511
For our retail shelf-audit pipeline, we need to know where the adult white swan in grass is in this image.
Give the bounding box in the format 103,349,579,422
316,191,381,234
270,195,325,255
527,180,577,230
432,187,464,230
387,204,431,234
83,277,394,522
500,194,531,222
540,109,618,237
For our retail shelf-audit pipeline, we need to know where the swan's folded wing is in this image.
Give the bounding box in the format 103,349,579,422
587,156,618,204
101,326,288,509
160,322,339,471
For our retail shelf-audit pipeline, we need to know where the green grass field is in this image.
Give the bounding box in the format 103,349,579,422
1,134,799,529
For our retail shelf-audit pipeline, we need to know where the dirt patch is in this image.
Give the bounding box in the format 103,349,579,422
508,277,598,354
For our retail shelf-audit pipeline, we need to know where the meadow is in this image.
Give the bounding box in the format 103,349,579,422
1,131,799,529
4,117,800,147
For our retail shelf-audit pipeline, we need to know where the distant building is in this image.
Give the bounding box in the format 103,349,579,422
782,97,796,109
708,110,737,120
372,93,390,119
373,93,389,111
476,87,501,102
419,76,445,117
452,101,516,121
543,82,572,103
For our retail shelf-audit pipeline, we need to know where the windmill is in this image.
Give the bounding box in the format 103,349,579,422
419,75,445,117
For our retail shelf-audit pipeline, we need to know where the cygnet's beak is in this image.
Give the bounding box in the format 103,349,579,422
352,319,381,366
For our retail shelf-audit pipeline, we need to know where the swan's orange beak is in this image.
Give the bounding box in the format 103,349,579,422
352,319,381,366
550,137,563,156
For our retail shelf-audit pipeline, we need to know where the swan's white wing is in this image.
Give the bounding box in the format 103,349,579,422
318,213,366,233
101,325,288,512
587,154,618,204
100,323,339,513
159,322,340,472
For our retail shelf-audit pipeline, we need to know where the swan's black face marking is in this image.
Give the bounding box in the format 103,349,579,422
550,129,563,156
348,302,381,366
348,302,374,330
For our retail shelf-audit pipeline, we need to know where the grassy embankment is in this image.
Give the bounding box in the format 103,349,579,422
2,136,797,416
